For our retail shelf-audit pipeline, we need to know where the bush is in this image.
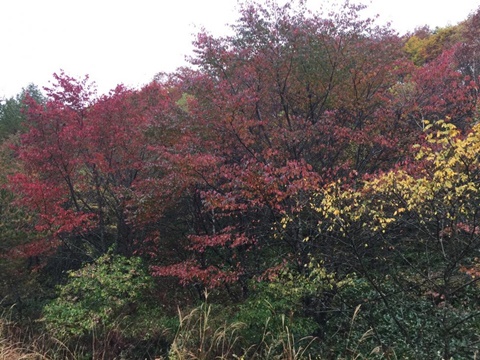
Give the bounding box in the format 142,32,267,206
43,252,171,358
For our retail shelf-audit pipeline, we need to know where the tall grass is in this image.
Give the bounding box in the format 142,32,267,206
166,291,320,360
242,315,319,360
167,291,245,360
0,303,79,360
0,310,45,360
0,297,386,359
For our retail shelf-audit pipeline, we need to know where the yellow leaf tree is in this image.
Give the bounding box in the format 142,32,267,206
311,120,480,358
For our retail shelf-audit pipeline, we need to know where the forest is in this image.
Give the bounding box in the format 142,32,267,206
1,1,480,359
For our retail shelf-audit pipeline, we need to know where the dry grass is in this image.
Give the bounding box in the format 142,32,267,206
0,326,47,360
0,308,71,360
251,316,318,360
166,291,320,360
167,291,245,360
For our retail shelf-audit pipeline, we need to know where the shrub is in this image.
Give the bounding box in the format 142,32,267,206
43,252,170,358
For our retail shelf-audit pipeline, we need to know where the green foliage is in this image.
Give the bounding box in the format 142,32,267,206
42,252,178,358
0,98,23,138
326,275,480,359
43,253,155,339
233,265,330,347
0,84,44,139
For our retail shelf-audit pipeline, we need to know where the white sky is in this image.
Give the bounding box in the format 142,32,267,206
1,0,479,99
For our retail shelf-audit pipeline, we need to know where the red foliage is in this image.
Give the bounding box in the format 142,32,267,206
9,72,192,258
149,1,420,289
410,46,476,126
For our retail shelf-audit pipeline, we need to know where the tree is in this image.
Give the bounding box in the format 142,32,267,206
0,84,44,139
455,7,480,88
152,0,414,297
9,72,189,266
313,120,480,358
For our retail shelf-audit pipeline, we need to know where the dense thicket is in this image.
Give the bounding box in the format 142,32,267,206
2,1,480,358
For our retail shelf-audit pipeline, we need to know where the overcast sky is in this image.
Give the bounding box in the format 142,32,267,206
1,0,479,99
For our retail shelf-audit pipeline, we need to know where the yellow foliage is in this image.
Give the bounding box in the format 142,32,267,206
404,26,459,65
404,35,428,65
313,121,480,236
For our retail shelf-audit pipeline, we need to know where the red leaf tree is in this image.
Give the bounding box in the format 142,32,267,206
151,1,416,294
10,72,191,261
